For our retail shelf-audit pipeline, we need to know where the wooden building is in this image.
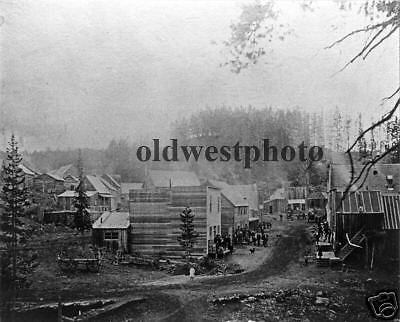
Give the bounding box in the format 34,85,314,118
49,163,79,179
19,164,39,187
327,163,400,264
208,180,249,235
92,211,130,252
264,188,287,217
120,182,143,211
287,186,307,211
129,185,221,258
84,175,118,211
33,173,65,195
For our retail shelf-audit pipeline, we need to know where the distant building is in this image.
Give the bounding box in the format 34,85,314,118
92,211,130,252
63,174,79,191
33,173,65,195
208,180,249,235
84,175,119,211
264,188,287,217
120,182,144,210
19,164,39,187
57,174,121,221
287,186,307,211
49,163,79,179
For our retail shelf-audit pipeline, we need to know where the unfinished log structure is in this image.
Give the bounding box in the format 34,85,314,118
129,186,221,258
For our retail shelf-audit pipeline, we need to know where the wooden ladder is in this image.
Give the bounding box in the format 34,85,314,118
338,227,366,261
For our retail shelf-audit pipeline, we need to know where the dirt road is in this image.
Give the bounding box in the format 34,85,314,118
16,221,398,321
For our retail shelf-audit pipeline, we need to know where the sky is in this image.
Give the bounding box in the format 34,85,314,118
0,0,398,151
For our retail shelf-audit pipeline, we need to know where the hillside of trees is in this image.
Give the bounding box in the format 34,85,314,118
21,105,397,196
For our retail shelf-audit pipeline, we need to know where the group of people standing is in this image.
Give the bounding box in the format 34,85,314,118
232,224,271,247
314,221,331,243
213,234,233,259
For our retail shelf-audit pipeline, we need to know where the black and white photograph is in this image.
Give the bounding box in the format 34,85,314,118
0,0,399,321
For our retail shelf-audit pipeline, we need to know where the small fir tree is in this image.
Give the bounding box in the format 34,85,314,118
73,150,90,233
177,206,199,260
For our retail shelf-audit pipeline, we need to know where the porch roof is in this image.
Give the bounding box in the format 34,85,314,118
334,190,382,214
381,194,400,230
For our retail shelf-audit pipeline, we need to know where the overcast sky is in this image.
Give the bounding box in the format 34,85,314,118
0,0,398,150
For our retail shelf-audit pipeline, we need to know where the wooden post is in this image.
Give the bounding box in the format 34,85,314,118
370,242,375,270
57,296,62,322
365,236,369,268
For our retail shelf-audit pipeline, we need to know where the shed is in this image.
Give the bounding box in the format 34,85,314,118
92,212,130,252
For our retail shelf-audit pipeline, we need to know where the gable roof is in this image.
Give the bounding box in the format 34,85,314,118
101,174,121,190
64,174,79,182
57,190,98,198
234,184,258,210
148,170,200,188
331,164,400,193
19,164,36,176
121,182,144,194
43,172,65,182
208,180,248,207
92,211,130,229
49,164,77,179
85,175,112,194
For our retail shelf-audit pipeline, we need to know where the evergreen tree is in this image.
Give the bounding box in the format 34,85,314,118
357,113,367,159
177,207,199,260
73,150,90,233
0,135,30,318
386,116,400,163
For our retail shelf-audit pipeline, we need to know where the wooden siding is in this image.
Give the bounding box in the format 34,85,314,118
129,187,210,258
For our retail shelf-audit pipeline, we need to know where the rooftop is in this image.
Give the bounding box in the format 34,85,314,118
148,170,201,188
92,211,130,229
121,182,144,194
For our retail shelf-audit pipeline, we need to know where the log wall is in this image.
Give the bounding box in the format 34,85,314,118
129,187,210,258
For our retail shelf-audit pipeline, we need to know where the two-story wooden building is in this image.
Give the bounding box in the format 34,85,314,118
208,180,249,235
129,170,221,258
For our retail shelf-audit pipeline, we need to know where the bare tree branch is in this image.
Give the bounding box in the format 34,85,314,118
363,25,399,59
348,97,400,152
337,142,400,213
325,17,397,49
382,87,400,102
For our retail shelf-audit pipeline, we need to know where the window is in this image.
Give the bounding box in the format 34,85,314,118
217,225,220,234
213,226,216,237
209,226,212,238
104,231,119,240
209,196,212,212
217,197,220,212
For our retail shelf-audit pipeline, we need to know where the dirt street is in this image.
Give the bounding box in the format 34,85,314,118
16,220,399,321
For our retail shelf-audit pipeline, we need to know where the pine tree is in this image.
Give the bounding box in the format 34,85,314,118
386,116,400,163
73,150,90,233
177,207,199,260
0,135,29,317
357,113,367,160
